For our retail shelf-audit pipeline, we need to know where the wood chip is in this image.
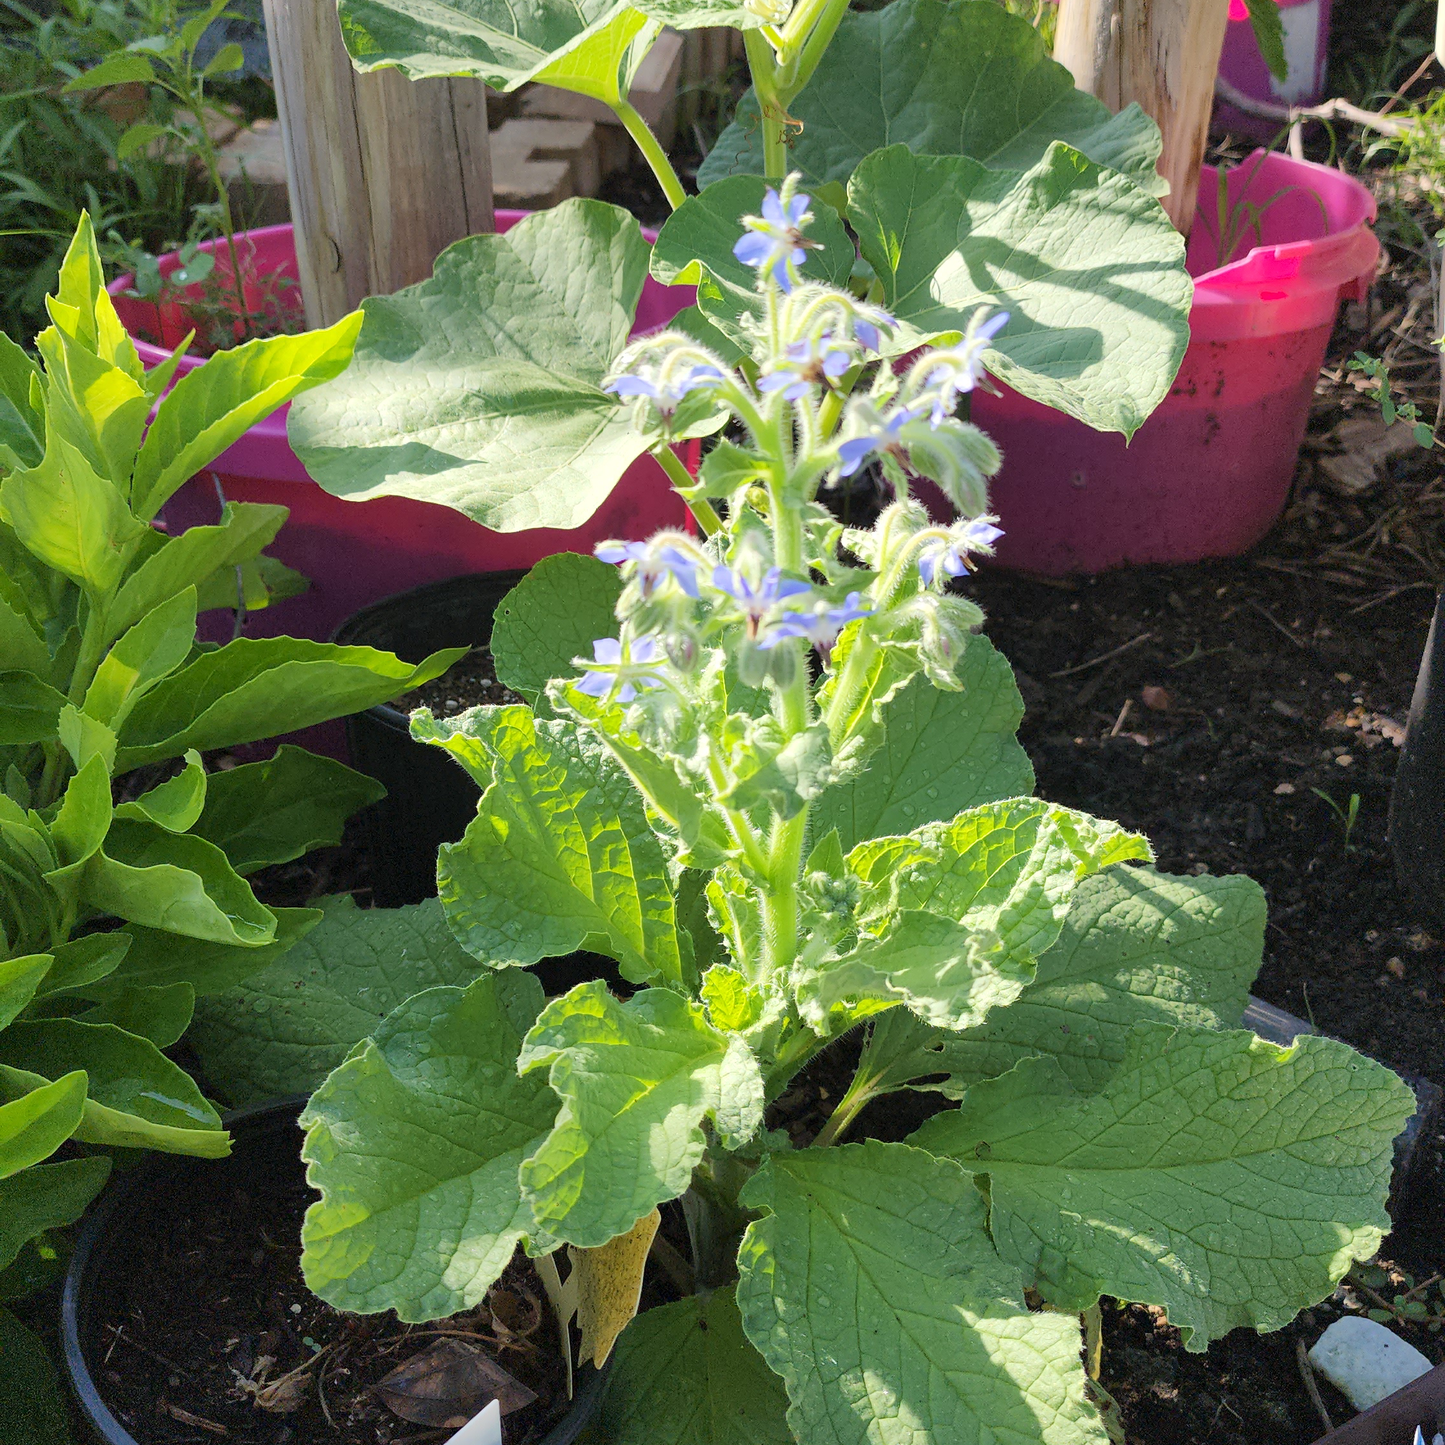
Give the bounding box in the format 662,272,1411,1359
160,1401,229,1434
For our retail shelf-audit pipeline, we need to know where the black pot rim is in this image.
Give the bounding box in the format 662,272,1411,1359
331,569,531,734
61,1095,609,1445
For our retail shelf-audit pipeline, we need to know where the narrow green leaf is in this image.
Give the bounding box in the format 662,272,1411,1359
78,982,195,1048
736,1143,1107,1445
0,955,51,1029
0,1073,87,1177
47,754,113,883
518,980,764,1247
83,588,197,729
0,1157,111,1274
114,636,466,770
490,552,622,710
1247,0,1288,81
424,706,687,985
116,121,170,160
599,1286,792,1445
189,895,486,1106
107,905,321,994
287,202,653,532
113,750,208,832
0,671,66,745
913,1025,1417,1348
848,143,1191,437
58,704,117,772
0,334,43,471
188,745,383,874
0,594,49,678
130,312,363,520
300,971,558,1320
202,41,245,75
812,634,1032,853
700,0,1165,195
34,934,128,996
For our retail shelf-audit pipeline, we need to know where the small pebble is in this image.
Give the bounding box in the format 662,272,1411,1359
1274,782,1296,795
290,1303,302,1314
1309,1317,1433,1409
1387,957,1406,979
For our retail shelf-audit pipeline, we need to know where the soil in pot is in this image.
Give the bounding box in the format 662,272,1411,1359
85,1129,575,1445
396,645,524,717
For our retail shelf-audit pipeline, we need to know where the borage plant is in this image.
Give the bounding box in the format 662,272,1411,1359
298,187,1415,1445
0,215,460,1391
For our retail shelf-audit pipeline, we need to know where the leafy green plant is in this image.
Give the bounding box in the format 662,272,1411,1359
1311,787,1362,851
1349,350,1436,448
0,215,463,1394
275,191,1415,1445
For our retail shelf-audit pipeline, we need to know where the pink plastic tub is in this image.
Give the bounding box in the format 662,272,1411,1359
975,151,1377,575
1216,0,1333,138
108,216,695,642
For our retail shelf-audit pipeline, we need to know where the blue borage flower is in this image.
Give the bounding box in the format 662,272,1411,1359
760,592,873,657
852,306,897,354
734,187,814,292
917,517,1004,586
596,538,702,598
758,337,852,400
917,310,1009,424
712,565,812,636
574,635,666,703
603,362,724,416
836,403,926,478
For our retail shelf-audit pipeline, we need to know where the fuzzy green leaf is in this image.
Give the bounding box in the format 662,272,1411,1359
424,706,687,985
289,202,655,532
913,1025,1417,1347
518,980,764,1246
848,143,1191,437
189,745,385,874
699,0,1165,194
113,636,465,770
190,895,487,1106
812,634,1032,853
599,1286,792,1445
736,1142,1107,1445
300,971,558,1320
490,551,621,711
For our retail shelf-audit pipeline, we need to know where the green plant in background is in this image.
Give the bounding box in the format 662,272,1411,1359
1349,350,1437,447
1311,787,1362,851
0,215,463,1405
221,191,1418,1445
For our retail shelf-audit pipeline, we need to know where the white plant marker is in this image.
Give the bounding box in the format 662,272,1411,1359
443,1399,502,1445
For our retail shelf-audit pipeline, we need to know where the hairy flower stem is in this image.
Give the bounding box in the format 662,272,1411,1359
654,443,721,535
613,99,688,212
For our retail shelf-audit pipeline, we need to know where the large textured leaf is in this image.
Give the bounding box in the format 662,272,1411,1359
289,202,655,532
517,980,764,1247
189,745,385,874
861,868,1265,1100
490,552,621,711
849,144,1191,437
107,906,321,993
190,896,487,1106
113,636,465,769
650,177,857,348
736,1142,1107,1445
0,1157,111,1273
0,1307,79,1445
130,313,362,520
914,1025,1416,1348
0,1019,228,1155
699,0,1165,196
300,971,558,1320
423,706,687,985
599,1286,792,1445
812,634,1031,853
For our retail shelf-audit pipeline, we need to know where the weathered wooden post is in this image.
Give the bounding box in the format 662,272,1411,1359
261,0,495,328
1053,0,1231,234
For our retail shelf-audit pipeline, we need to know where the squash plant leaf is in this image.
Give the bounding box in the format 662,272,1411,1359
190,896,487,1106
421,706,688,985
598,1285,792,1445
736,1142,1108,1445
913,1025,1417,1347
848,143,1191,437
518,980,764,1247
300,971,558,1321
289,202,659,532
490,551,622,712
699,0,1165,195
860,868,1266,1100
811,633,1032,853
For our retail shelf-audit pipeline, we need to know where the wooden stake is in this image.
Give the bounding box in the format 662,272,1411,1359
261,0,495,327
1054,0,1231,234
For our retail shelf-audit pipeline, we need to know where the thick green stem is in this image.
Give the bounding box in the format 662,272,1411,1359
613,99,687,211
744,29,789,181
653,443,720,535
813,1073,873,1147
788,0,852,97
764,1024,825,1101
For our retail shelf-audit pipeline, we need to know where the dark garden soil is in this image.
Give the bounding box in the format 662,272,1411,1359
396,645,524,717
90,1142,572,1445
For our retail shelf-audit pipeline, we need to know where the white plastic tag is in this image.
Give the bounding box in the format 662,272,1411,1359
444,1399,503,1445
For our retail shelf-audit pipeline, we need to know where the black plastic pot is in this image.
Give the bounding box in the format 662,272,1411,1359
62,1098,608,1445
1390,589,1445,934
334,572,527,907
